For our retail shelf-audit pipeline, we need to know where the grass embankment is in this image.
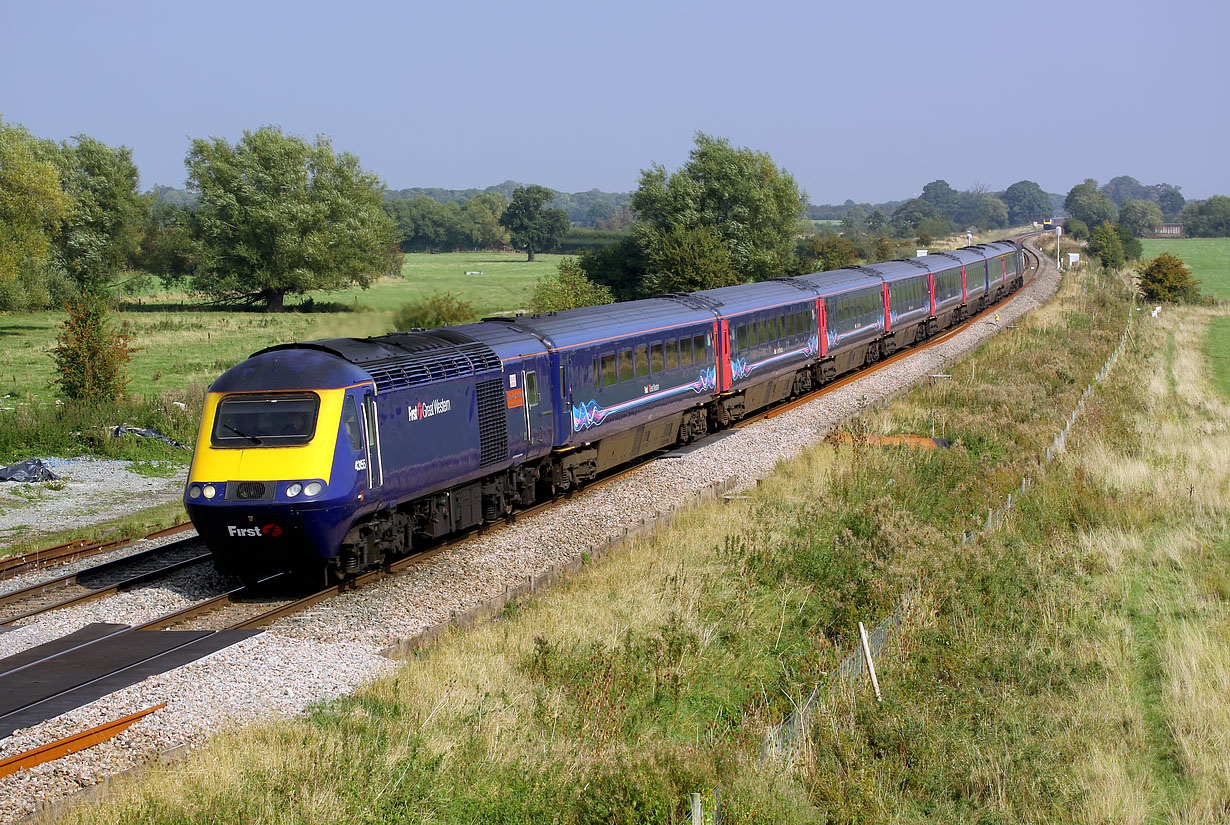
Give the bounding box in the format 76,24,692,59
1140,238,1230,299
73,267,1230,823
1208,316,1230,398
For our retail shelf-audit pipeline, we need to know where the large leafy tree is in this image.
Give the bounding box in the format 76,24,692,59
920,180,960,218
0,117,69,309
499,185,569,261
1001,180,1052,225
187,126,397,312
1065,179,1118,228
630,133,806,283
1117,198,1163,237
54,136,143,295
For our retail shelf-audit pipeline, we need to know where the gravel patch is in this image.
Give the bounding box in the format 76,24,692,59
0,457,186,544
0,249,1061,823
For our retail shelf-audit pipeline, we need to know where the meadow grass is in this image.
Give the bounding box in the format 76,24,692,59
1140,238,1230,299
77,266,1230,825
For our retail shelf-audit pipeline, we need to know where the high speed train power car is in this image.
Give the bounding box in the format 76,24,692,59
184,241,1024,583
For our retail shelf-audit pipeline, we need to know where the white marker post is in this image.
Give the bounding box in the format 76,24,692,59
1055,225,1063,269
858,621,882,702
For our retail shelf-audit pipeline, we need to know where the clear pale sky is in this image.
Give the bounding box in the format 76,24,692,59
3,0,1226,203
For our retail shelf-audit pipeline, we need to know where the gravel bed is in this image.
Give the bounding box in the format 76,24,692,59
0,457,186,543
0,253,1061,823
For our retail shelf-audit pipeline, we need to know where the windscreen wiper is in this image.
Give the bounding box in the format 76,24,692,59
221,423,262,445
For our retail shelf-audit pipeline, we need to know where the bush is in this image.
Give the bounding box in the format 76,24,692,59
392,292,476,330
1138,252,1202,304
1062,218,1089,240
51,295,135,402
530,258,614,312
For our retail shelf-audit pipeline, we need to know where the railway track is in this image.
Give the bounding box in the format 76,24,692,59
0,538,213,627
0,522,195,581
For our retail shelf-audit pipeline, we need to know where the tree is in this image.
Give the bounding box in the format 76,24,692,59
1117,198,1163,237
890,198,950,238
1088,222,1125,270
920,180,960,219
51,295,134,401
186,126,397,312
54,135,144,295
865,210,887,232
1063,218,1089,240
1115,225,1143,261
630,133,806,282
134,199,198,282
1138,253,1201,303
1001,180,1052,225
1100,175,1150,206
577,236,647,301
1065,179,1118,228
530,258,615,312
499,185,569,261
805,235,858,272
1156,185,1185,220
1179,196,1230,237
641,225,740,294
0,118,69,310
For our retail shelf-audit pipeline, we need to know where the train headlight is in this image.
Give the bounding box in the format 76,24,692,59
304,481,323,497
188,485,202,499
286,482,303,498
203,484,217,500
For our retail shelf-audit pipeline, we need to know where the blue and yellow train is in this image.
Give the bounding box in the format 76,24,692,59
185,241,1024,583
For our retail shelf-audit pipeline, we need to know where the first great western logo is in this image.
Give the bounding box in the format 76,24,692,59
407,398,452,422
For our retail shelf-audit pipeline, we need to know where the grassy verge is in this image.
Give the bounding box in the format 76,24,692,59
73,262,1230,825
1207,315,1230,398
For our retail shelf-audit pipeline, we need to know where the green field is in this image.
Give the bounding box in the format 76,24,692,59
1208,315,1230,398
0,252,564,401
1140,238,1230,299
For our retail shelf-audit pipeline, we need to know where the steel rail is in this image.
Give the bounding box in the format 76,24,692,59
0,703,167,779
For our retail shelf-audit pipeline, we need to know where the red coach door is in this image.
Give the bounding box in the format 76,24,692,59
717,319,730,392
818,298,828,356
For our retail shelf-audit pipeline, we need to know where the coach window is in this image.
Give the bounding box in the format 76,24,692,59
592,357,599,390
694,334,707,361
650,343,664,373
619,350,634,383
635,346,649,378
601,354,617,387
680,337,694,366
666,339,679,370
525,371,539,407
737,324,748,350
786,313,795,337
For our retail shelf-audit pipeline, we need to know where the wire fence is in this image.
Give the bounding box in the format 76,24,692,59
761,296,1137,769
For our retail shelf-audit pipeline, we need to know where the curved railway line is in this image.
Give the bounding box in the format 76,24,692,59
1,233,1046,636
0,232,1055,795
